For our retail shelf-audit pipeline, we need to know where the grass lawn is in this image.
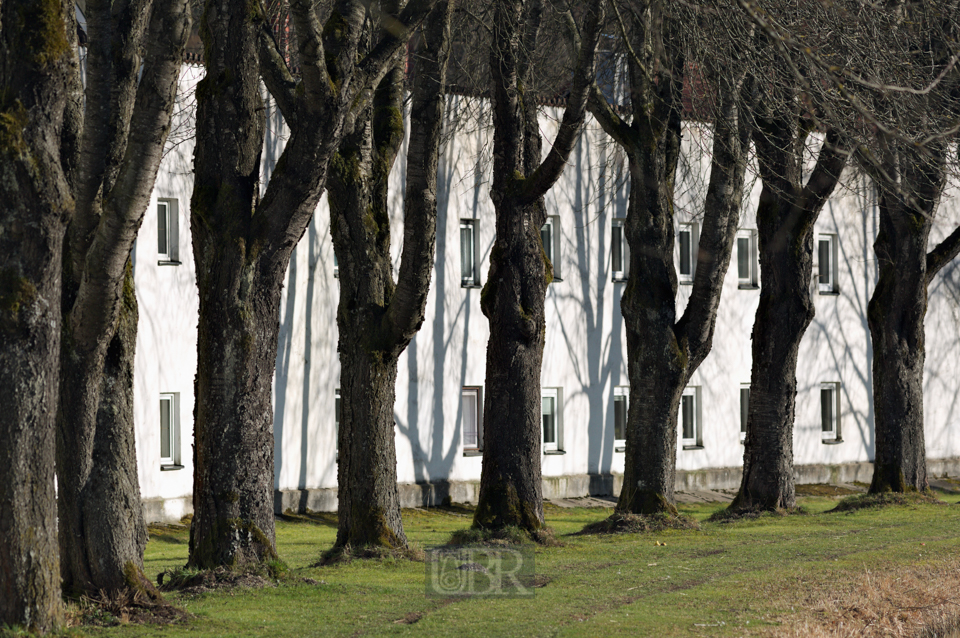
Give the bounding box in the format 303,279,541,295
75,489,960,637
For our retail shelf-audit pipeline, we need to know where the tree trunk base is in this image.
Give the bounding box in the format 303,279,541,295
473,479,543,534
869,464,926,494
616,489,679,517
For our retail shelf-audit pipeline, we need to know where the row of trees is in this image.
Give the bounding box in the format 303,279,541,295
2,0,959,633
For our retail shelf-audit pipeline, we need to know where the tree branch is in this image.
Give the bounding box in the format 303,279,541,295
800,128,850,214
258,19,300,127
521,0,604,204
289,0,335,108
587,83,634,148
927,225,960,284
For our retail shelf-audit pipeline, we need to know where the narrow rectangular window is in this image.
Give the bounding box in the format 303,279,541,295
462,387,482,451
737,230,758,288
614,386,628,451
333,252,339,278
678,223,697,284
818,234,837,293
541,215,561,281
542,388,562,453
740,384,750,443
160,392,180,468
460,220,478,287
157,199,180,265
612,219,628,281
821,382,841,442
680,386,701,449
335,388,341,456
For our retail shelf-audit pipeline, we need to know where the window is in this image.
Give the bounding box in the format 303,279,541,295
614,386,628,451
680,386,701,449
541,388,563,453
678,222,698,284
612,218,628,281
541,215,561,281
157,199,180,265
335,388,341,457
462,387,483,452
818,234,837,293
737,230,758,288
740,384,750,443
460,219,479,287
159,392,181,468
333,252,339,278
821,382,841,442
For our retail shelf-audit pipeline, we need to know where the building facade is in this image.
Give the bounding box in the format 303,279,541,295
134,73,960,521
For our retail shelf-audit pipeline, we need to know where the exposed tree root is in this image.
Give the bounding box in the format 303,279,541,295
157,564,283,594
447,525,561,547
577,511,699,535
708,506,805,523
315,542,425,566
66,586,189,628
829,491,944,513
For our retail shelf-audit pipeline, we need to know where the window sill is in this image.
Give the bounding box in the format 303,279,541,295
543,449,566,455
612,277,628,284
550,277,563,283
821,438,843,445
682,445,704,451
461,283,482,289
160,464,184,471
614,445,625,453
738,284,759,290
462,449,483,457
157,260,181,266
818,290,840,296
679,280,694,286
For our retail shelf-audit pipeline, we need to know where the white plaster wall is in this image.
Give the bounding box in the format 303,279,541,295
137,82,960,505
133,65,203,517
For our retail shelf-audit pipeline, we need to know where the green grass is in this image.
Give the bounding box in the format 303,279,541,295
75,491,960,637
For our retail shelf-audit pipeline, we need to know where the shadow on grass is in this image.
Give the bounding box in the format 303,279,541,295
575,512,700,535
829,491,944,513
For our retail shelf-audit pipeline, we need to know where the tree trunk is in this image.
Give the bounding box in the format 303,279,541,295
0,0,73,630
58,264,153,596
733,121,847,513
472,0,602,533
188,248,282,568
330,65,408,549
734,226,813,510
474,198,549,531
867,146,946,494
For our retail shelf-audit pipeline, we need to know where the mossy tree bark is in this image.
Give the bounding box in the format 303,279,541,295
331,1,452,551
0,0,74,631
589,7,752,515
732,105,848,513
865,142,960,493
188,0,438,568
56,0,190,596
473,0,603,533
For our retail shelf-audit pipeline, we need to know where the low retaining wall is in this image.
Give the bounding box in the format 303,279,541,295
139,457,960,522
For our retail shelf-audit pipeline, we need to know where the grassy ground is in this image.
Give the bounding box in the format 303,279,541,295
67,488,960,637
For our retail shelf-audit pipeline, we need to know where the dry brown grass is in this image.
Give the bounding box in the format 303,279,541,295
756,559,960,637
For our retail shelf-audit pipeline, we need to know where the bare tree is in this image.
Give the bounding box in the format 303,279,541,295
471,0,604,534
331,0,453,554
187,0,436,569
56,0,191,596
588,0,755,516
0,0,74,631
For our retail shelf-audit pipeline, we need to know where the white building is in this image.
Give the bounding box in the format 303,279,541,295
135,72,960,522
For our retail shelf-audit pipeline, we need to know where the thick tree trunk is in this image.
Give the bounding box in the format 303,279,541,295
58,264,153,595
330,67,408,549
474,199,550,531
188,252,282,568
0,0,74,631
866,149,945,494
734,229,813,510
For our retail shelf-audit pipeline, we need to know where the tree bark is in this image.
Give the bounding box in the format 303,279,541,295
332,0,452,551
867,144,948,493
56,0,190,594
189,0,438,567
732,118,847,512
0,0,74,631
473,0,603,533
